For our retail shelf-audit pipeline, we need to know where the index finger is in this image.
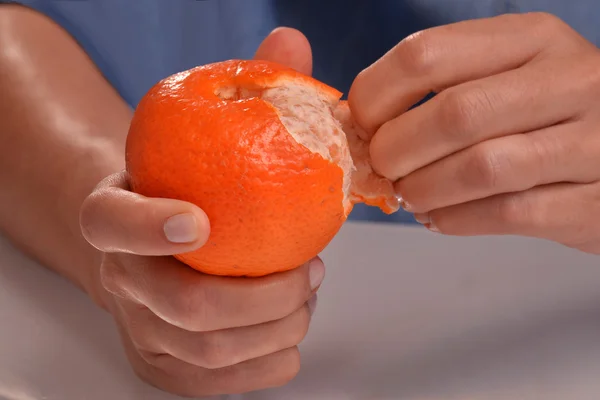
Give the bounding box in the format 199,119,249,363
348,12,570,134
108,254,325,332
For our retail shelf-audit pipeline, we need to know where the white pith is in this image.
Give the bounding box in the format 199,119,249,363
261,82,355,209
215,77,399,214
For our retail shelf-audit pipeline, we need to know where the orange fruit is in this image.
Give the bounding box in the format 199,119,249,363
126,60,398,277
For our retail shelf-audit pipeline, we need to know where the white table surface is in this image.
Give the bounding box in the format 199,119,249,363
1,222,600,400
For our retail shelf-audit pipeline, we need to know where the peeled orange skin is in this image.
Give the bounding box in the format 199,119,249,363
126,60,397,277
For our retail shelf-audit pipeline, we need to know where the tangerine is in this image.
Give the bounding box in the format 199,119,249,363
126,60,398,277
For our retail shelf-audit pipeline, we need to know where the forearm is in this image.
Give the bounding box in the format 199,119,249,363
0,133,124,295
0,4,132,302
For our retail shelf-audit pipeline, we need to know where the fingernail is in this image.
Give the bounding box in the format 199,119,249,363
396,193,412,212
308,259,325,290
413,213,430,225
307,294,318,316
424,221,440,233
164,213,198,243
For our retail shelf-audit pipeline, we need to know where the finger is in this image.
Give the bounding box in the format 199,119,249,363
254,26,313,76
101,254,324,332
396,122,600,213
80,171,210,255
421,182,600,253
119,295,314,369
114,320,302,397
370,55,600,180
139,347,301,397
349,12,577,134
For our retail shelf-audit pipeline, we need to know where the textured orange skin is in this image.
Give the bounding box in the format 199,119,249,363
126,60,351,277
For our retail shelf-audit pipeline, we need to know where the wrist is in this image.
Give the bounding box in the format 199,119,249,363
60,144,123,311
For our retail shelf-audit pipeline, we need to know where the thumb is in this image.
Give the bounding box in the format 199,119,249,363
254,27,313,76
80,171,210,256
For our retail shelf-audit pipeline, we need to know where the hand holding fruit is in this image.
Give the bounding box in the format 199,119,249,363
80,171,322,397
78,28,332,397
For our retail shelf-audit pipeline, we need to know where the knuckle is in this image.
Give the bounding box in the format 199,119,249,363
136,349,162,367
524,136,550,184
196,332,234,369
128,330,151,355
79,191,104,247
369,143,390,179
80,188,127,252
128,355,165,390
278,295,305,321
394,30,436,75
464,145,507,190
528,12,574,41
284,348,302,380
496,193,538,227
273,269,314,318
529,12,567,32
99,257,129,297
348,68,382,134
212,348,302,394
349,68,369,105
129,347,215,399
437,88,490,141
589,74,600,96
274,348,302,387
496,195,523,225
121,308,157,354
289,307,312,346
584,57,600,93
169,284,213,331
369,122,405,180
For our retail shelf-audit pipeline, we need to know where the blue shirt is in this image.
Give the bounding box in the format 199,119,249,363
6,0,600,223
